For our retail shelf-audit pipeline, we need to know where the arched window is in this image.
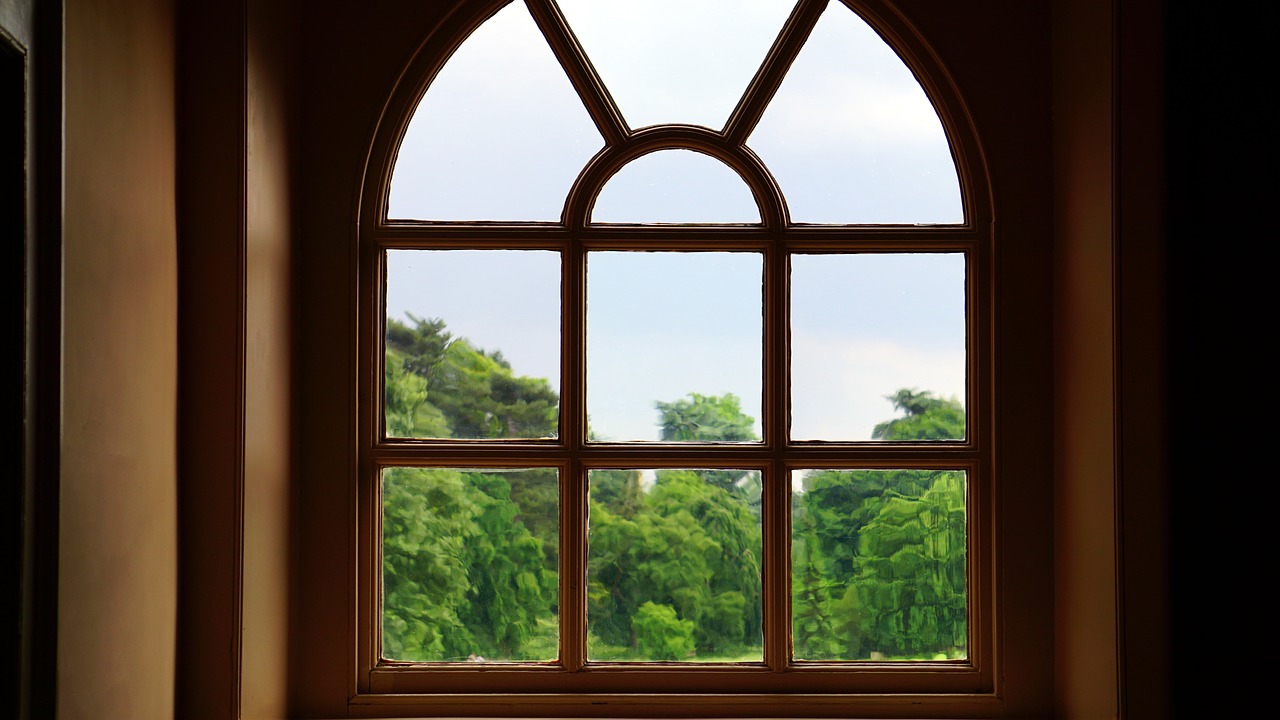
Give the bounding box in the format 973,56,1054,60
357,0,992,710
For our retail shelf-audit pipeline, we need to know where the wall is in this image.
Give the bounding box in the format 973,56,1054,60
241,0,294,715
175,0,294,717
1053,0,1170,717
59,0,178,717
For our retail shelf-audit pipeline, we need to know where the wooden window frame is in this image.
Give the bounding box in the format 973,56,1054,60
353,0,996,715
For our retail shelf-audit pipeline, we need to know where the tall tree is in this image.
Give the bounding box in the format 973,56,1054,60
793,389,968,660
656,392,759,494
850,470,966,657
381,467,479,661
380,317,561,660
872,388,965,440
385,315,558,439
382,466,558,661
657,392,756,443
588,466,763,657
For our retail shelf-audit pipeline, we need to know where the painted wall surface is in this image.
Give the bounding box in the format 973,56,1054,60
241,0,294,715
59,0,178,717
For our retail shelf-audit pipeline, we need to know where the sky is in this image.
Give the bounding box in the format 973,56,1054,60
384,0,966,442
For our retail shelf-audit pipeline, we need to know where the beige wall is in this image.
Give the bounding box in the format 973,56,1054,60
59,0,178,717
241,0,294,715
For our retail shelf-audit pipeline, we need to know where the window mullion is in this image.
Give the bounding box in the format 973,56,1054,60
762,233,790,671
763,458,791,671
763,235,787,450
561,455,587,672
561,232,587,671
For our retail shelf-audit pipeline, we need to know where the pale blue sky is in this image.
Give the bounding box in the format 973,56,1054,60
384,0,966,441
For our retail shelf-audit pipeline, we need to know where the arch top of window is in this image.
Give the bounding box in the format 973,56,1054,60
378,0,978,229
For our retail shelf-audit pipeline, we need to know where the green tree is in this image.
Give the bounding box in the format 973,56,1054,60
648,470,761,652
381,467,558,661
657,392,756,443
384,349,450,437
586,497,719,652
386,313,451,381
455,471,558,659
384,316,970,664
589,468,645,518
631,602,696,661
872,388,965,440
792,389,968,660
656,392,759,495
851,471,966,657
504,468,561,573
384,315,558,439
380,321,562,661
381,467,478,661
587,468,763,658
790,527,843,659
586,394,766,659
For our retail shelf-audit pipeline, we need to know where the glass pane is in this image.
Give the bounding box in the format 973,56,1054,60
382,467,560,662
591,150,760,224
790,253,965,441
586,252,762,442
791,468,967,661
558,0,794,131
588,469,763,662
748,3,962,224
385,250,560,439
387,1,603,220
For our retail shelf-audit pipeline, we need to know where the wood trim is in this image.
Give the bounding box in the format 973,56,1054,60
346,0,999,712
8,0,62,715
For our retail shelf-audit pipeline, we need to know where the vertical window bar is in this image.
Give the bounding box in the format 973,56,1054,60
763,460,790,670
561,233,587,670
763,235,790,670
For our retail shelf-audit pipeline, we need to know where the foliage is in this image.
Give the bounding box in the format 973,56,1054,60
381,467,558,661
381,314,968,663
455,471,559,657
382,467,478,660
385,314,558,439
587,468,763,659
851,470,966,657
792,390,968,660
380,316,559,661
657,392,756,442
632,602,696,660
656,392,760,499
872,388,966,441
